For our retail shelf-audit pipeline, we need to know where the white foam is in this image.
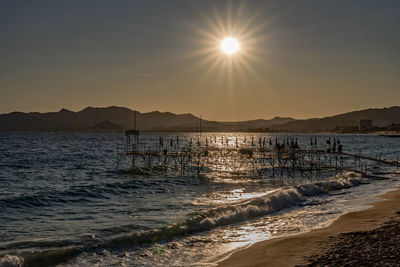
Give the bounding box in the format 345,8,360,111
0,255,24,267
196,173,368,230
111,173,370,248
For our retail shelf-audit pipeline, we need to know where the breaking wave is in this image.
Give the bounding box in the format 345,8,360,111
0,247,79,267
112,172,368,246
0,173,370,266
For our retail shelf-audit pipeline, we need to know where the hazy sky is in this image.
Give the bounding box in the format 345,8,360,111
1,0,399,121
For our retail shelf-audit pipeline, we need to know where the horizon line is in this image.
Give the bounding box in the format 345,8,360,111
1,105,399,123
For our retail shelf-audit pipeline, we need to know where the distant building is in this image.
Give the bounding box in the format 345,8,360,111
359,119,373,132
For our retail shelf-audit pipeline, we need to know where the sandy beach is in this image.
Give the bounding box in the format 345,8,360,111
218,187,400,267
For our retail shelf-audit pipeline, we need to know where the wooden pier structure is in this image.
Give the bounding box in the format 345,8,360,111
116,134,399,181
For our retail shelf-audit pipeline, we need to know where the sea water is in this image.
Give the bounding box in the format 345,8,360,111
0,133,399,266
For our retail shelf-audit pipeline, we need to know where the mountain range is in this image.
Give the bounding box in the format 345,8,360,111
0,106,399,133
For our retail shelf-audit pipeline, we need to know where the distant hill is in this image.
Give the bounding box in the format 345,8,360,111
1,106,398,133
271,106,400,132
85,120,125,133
0,106,294,132
201,117,295,132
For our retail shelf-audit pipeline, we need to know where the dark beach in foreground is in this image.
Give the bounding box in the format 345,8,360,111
218,187,400,267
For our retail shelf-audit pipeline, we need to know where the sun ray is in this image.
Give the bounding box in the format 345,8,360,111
167,0,284,99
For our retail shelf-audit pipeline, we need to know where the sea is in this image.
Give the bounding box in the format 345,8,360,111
0,133,399,267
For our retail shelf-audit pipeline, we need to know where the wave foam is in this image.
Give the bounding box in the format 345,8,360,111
112,172,369,246
0,255,24,267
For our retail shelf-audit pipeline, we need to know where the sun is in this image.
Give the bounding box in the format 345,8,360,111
186,3,270,84
221,37,240,55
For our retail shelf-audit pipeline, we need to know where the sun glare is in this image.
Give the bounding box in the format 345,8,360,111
186,3,269,86
221,37,240,55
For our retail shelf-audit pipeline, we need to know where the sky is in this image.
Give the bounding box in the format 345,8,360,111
0,0,399,121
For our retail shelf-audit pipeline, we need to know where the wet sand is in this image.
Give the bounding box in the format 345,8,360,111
218,187,400,267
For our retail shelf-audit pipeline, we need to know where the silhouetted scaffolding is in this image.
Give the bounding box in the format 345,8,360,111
116,135,400,182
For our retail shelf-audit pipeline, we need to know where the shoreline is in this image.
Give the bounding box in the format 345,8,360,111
217,186,400,267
